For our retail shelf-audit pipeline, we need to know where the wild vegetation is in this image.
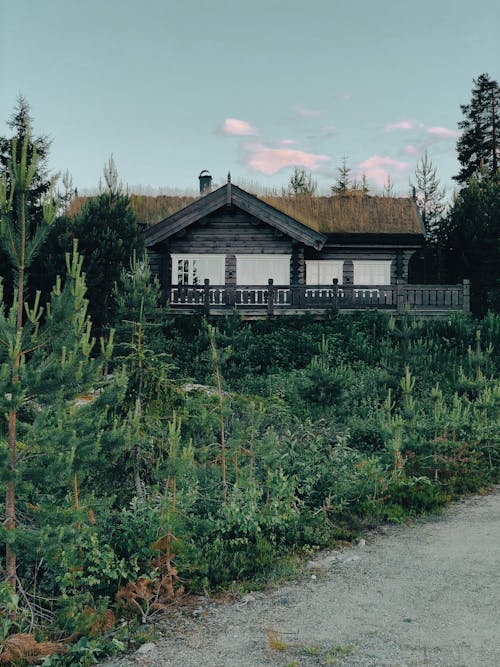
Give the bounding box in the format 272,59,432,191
0,79,499,665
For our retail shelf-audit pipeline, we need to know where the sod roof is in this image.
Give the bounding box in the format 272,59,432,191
68,189,424,236
259,192,424,235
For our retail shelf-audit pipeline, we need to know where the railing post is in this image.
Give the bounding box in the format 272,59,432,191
332,278,338,312
463,279,470,313
203,278,210,314
267,278,274,316
396,279,404,315
344,277,353,306
226,285,235,307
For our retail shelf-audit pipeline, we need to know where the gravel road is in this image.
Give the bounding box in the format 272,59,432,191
101,487,500,667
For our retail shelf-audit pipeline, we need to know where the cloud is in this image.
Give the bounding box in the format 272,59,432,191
279,139,297,145
426,126,460,139
244,142,330,175
385,120,414,131
358,155,409,187
218,118,257,136
294,106,323,117
403,144,418,155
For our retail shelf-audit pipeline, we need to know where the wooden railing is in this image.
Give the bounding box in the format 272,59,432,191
168,279,470,315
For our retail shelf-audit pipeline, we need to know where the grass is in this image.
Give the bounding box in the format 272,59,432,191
267,630,289,652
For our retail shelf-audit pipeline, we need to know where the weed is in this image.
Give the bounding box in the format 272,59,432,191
332,644,355,656
323,655,338,665
267,629,289,651
303,645,322,655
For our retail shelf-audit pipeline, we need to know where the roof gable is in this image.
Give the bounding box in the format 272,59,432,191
144,183,327,250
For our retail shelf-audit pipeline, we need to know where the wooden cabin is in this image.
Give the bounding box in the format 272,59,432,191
144,177,469,318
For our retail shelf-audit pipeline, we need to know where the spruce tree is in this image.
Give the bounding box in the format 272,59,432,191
411,150,446,239
438,175,500,314
331,156,352,194
71,159,144,334
455,73,500,184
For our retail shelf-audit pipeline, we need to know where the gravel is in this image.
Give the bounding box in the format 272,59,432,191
99,487,500,667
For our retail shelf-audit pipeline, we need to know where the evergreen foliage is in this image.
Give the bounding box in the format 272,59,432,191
411,150,446,239
70,187,144,333
331,157,352,194
0,96,53,300
455,73,500,184
438,175,500,314
288,167,317,195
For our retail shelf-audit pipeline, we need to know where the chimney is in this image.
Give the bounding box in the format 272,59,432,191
199,170,212,194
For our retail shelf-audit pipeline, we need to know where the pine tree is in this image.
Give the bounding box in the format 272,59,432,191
288,167,317,195
411,150,446,239
110,252,176,500
455,73,500,184
0,96,53,298
0,136,109,591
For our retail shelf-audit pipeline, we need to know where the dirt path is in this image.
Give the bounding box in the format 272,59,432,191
101,488,500,667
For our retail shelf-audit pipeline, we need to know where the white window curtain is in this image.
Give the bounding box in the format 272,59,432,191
305,260,344,285
236,255,290,285
171,254,225,285
353,260,391,285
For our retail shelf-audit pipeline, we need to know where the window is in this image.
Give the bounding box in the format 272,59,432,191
236,255,290,285
353,260,391,285
171,254,225,285
306,260,343,285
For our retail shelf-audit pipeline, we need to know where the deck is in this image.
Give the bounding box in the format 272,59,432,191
167,279,470,318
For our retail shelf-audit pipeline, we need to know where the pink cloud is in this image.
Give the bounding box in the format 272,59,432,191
279,139,297,145
219,118,257,136
245,143,329,175
358,155,409,187
427,126,460,138
295,106,323,117
403,144,418,155
385,120,414,131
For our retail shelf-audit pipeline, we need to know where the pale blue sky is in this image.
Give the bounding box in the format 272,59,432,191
1,0,499,195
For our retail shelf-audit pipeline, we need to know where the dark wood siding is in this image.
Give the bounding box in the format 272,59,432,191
167,207,293,254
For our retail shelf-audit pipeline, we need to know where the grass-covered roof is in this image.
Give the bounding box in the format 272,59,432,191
69,189,424,236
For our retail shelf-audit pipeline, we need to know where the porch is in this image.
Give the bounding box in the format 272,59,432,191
167,279,470,318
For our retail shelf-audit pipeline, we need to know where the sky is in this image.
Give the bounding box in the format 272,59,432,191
1,0,499,196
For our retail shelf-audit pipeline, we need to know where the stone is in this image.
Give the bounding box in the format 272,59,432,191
136,642,157,655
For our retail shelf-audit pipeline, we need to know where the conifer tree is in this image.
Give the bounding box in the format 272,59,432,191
0,96,52,298
331,156,352,194
288,167,317,195
0,135,110,591
438,175,500,314
71,160,144,334
411,150,446,239
110,252,175,500
455,73,500,184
